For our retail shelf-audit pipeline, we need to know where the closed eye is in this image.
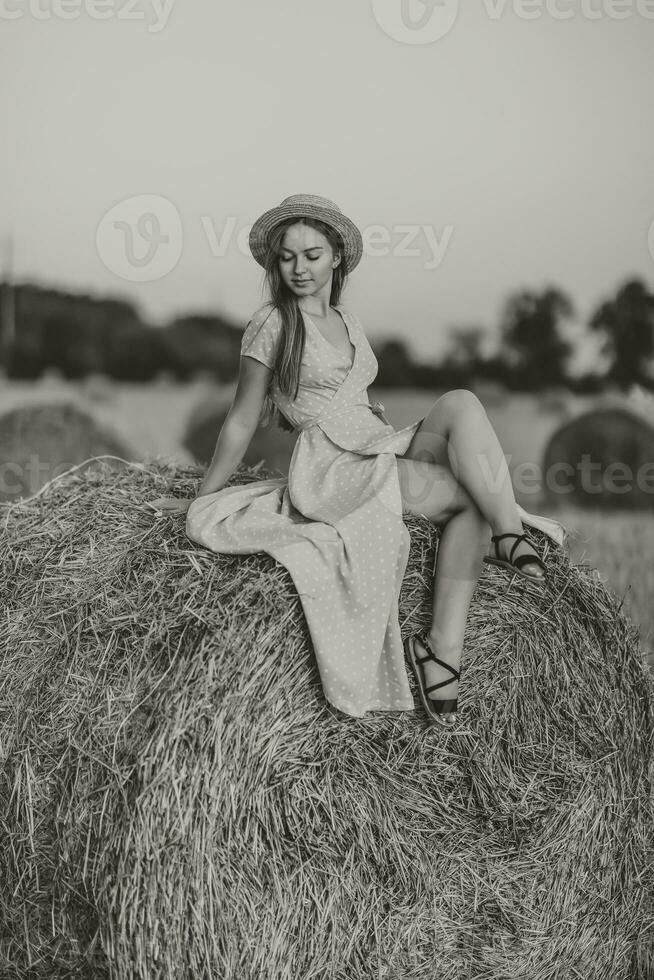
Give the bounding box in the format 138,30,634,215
280,251,322,261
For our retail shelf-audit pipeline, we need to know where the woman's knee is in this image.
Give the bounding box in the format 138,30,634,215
433,388,485,422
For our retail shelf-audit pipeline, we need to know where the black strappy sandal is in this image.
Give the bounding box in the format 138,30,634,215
404,633,460,728
483,531,547,584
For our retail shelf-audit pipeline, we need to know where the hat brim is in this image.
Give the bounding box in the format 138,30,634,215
249,202,363,273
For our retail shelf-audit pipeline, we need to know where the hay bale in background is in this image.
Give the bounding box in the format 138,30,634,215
0,401,135,502
0,458,652,979
82,372,116,404
542,406,654,510
184,395,296,475
555,505,654,660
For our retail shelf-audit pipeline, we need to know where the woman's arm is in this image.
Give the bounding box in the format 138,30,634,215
194,354,273,498
146,353,273,514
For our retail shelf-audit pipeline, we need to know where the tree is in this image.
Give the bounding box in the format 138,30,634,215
498,287,574,390
589,278,654,391
162,315,243,381
441,325,486,370
374,339,414,387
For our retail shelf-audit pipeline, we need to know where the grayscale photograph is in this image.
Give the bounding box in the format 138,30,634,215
1,2,653,978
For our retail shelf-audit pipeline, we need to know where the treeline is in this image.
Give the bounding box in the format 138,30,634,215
0,283,241,382
0,277,652,392
376,279,654,393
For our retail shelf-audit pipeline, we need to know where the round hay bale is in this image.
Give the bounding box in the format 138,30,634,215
542,406,654,510
40,366,66,385
82,372,116,403
184,395,297,476
0,400,135,503
0,459,652,979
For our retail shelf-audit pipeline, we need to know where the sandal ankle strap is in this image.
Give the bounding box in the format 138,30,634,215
491,531,529,564
414,637,461,682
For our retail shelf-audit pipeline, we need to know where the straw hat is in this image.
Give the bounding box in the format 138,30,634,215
248,194,363,273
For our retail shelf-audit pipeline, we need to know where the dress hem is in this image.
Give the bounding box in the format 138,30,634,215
326,698,416,718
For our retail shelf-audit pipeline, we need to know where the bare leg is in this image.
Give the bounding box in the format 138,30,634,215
403,389,544,578
397,457,491,724
414,499,490,723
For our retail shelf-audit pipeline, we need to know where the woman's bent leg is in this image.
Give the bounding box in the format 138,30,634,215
402,389,544,577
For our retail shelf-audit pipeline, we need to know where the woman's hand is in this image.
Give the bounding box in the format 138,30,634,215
370,401,391,425
145,496,193,515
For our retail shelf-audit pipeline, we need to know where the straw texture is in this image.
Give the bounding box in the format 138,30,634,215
1,457,652,980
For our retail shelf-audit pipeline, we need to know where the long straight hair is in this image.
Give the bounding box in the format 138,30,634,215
257,217,349,432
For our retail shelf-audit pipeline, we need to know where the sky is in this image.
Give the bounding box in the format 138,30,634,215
1,0,653,360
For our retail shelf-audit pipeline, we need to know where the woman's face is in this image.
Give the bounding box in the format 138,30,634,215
277,222,340,298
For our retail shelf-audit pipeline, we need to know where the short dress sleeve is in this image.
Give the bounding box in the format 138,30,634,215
240,306,282,370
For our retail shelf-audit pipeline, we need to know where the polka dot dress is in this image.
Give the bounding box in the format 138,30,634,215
185,303,565,718
185,303,426,717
